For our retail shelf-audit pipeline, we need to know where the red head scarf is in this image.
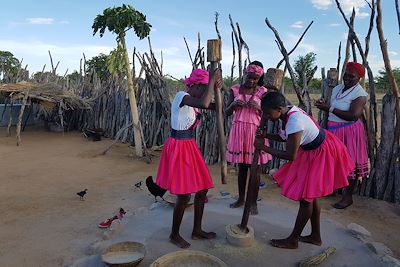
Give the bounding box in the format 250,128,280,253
345,62,365,78
183,69,209,87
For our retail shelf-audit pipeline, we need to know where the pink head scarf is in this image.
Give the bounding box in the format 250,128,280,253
246,64,264,77
183,69,209,87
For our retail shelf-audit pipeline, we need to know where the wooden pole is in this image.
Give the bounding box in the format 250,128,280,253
240,149,260,230
207,39,227,184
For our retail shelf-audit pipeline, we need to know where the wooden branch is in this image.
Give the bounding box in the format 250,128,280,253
230,31,236,85
340,9,355,82
100,123,133,155
237,22,251,63
16,92,29,146
336,41,342,76
48,51,55,75
265,17,304,107
376,0,400,142
396,0,400,35
229,14,243,80
364,0,376,59
276,21,314,68
183,37,194,67
214,12,221,40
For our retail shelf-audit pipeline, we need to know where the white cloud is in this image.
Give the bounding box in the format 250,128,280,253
389,51,398,56
311,0,332,10
26,18,55,25
328,23,341,27
291,21,304,29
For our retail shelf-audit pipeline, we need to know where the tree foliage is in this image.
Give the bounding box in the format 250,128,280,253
0,51,21,79
375,67,400,93
293,52,317,88
85,53,110,79
92,4,151,41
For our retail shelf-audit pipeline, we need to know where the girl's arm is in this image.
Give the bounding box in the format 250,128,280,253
264,133,285,142
224,90,236,116
254,131,302,161
315,96,366,121
181,70,222,109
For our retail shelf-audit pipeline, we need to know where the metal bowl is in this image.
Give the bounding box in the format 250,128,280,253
101,241,146,267
149,250,227,267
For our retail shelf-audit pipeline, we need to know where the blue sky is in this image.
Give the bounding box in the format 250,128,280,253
1,0,399,79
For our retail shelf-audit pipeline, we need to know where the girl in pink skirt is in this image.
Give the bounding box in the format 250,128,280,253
254,91,354,249
156,69,222,249
316,62,369,209
225,61,272,215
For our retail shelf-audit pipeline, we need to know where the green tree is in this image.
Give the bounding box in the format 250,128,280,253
293,52,317,88
0,51,21,81
375,68,400,93
92,4,151,156
85,53,110,79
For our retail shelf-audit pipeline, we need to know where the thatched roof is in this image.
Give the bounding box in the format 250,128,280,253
0,82,91,110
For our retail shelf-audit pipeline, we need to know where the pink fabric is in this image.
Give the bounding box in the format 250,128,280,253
226,85,272,164
346,62,365,77
328,120,369,179
274,131,354,202
246,64,264,77
156,137,214,194
183,69,209,87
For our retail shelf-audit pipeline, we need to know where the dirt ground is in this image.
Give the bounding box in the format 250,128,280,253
1,126,399,267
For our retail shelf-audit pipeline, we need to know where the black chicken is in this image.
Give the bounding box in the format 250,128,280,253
145,176,166,202
77,189,87,200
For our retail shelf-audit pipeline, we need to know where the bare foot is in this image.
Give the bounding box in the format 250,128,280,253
192,230,217,240
169,234,190,249
230,200,244,208
250,204,258,215
299,235,322,246
270,238,298,249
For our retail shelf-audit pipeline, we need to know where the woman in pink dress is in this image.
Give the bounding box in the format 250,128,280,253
225,61,272,215
316,62,369,209
156,69,222,249
254,91,354,249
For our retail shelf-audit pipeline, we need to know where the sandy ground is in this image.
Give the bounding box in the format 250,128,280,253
1,126,399,267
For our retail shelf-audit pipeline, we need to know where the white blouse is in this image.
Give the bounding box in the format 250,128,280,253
278,106,320,145
171,91,197,130
329,83,368,123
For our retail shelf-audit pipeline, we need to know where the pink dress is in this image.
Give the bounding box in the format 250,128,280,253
226,85,272,165
156,92,214,195
274,107,354,202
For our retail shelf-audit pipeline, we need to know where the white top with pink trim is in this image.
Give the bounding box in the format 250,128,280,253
329,83,368,123
278,106,320,145
171,91,197,130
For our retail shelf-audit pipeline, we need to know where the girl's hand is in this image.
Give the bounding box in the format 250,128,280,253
255,127,265,138
314,99,330,111
234,99,246,108
254,136,265,150
248,100,261,111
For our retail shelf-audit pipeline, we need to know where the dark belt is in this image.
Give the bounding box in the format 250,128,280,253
300,129,326,151
171,129,195,140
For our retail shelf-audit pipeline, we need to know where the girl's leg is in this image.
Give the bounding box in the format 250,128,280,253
230,164,249,208
271,200,313,249
333,179,356,209
170,194,191,248
250,165,261,215
299,199,322,245
192,189,216,240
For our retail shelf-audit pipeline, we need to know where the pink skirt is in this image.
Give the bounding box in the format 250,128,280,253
156,137,214,195
274,131,354,202
328,120,369,179
226,121,272,165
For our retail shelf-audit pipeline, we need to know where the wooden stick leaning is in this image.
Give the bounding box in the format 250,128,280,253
240,149,260,231
207,39,227,184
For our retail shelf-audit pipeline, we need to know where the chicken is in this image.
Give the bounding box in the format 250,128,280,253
77,189,87,200
82,128,104,141
145,176,166,202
